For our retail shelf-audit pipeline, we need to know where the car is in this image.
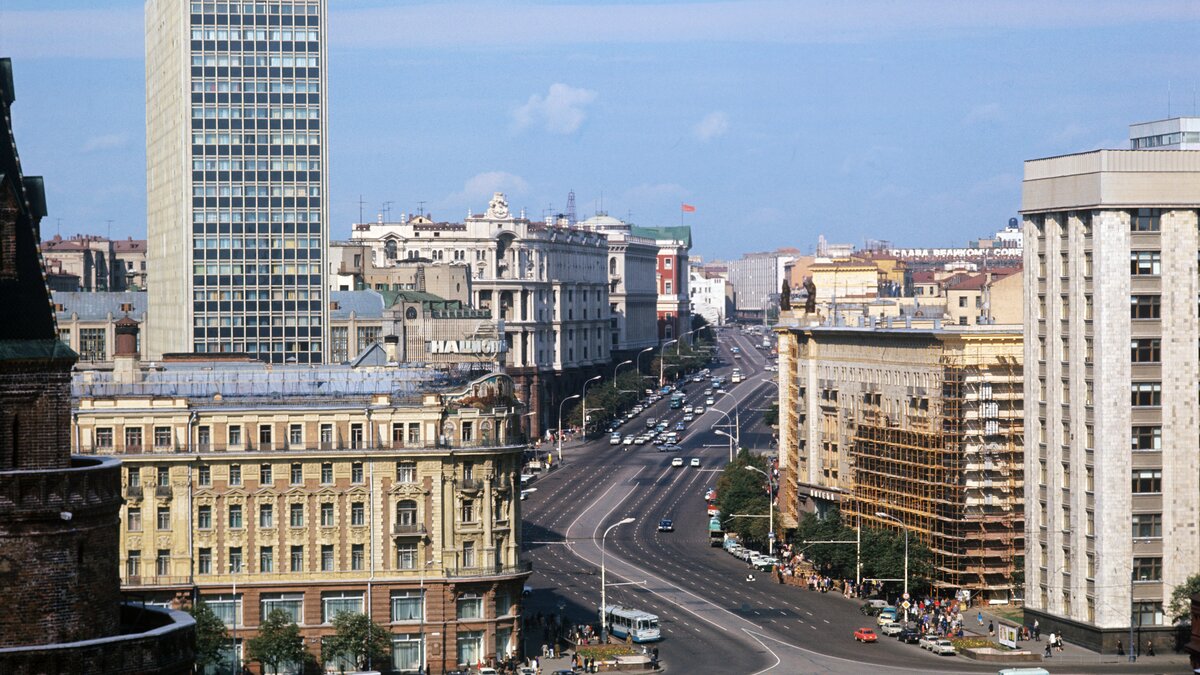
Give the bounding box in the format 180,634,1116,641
853,627,878,643
693,406,705,414
658,518,674,532
896,627,922,644
704,489,715,500
716,387,727,394
929,639,956,656
478,669,499,675
876,609,897,626
518,668,537,675
752,556,777,571
610,435,622,445
683,405,694,414
662,443,683,453
623,436,634,446
879,622,903,637
690,457,701,467
634,436,647,445
671,457,684,467
705,397,715,406
675,422,686,431
682,413,695,422
918,634,940,650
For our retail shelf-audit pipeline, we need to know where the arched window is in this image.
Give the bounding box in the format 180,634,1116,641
385,240,397,259
396,500,418,526
609,257,617,276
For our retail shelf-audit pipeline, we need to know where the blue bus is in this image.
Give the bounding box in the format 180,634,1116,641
604,605,661,643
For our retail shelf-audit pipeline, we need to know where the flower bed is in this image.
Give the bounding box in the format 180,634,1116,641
952,637,1000,651
576,644,638,660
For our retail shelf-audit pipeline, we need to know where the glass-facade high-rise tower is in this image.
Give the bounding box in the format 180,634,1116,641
146,0,328,363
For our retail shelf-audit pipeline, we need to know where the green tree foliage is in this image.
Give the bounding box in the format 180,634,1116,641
322,611,393,671
792,508,933,594
188,600,229,669
1169,572,1200,623
762,401,779,427
246,608,307,673
714,450,776,548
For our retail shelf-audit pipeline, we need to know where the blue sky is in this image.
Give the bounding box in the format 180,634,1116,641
2,1,1199,261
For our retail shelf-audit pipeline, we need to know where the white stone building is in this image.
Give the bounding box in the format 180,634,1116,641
577,214,659,354
688,269,728,326
1022,149,1200,652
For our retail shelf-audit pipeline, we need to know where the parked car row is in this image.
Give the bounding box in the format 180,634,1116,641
722,538,778,571
856,600,956,656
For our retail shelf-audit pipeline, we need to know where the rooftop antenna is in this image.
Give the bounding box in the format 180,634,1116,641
565,190,577,225
1168,80,1172,118
358,194,366,224
382,200,393,221
106,219,113,240
417,201,426,217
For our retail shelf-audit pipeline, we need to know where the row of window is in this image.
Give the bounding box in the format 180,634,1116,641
193,287,319,301
191,107,320,122
191,209,323,224
193,186,319,198
190,3,321,16
192,262,319,276
191,28,319,41
191,157,319,170
126,460,441,489
192,78,319,93
190,55,320,68
193,500,367,529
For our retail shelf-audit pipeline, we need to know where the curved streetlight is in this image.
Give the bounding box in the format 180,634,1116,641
581,375,603,437
557,394,581,463
745,465,774,555
876,511,910,624
613,359,633,382
659,339,678,387
713,429,735,463
600,517,637,642
712,391,741,449
635,346,654,377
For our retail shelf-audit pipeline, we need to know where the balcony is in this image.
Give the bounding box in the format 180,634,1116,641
155,485,173,499
443,561,533,579
392,522,427,537
459,478,483,493
125,485,144,499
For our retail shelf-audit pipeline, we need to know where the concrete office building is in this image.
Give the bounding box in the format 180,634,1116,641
145,0,329,363
727,250,793,321
1129,117,1200,150
576,213,659,355
1021,149,1200,651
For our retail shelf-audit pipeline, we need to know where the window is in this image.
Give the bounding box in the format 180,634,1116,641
1132,426,1162,451
1131,339,1161,363
391,590,424,622
396,461,417,483
350,423,364,449
1130,251,1161,275
1132,470,1163,494
1131,208,1162,232
351,544,364,571
462,541,476,568
125,427,144,451
457,631,483,667
228,504,243,529
396,543,417,570
198,505,212,530
126,550,140,577
157,506,171,530
1133,557,1163,581
321,462,333,484
321,502,335,527
393,634,424,672
229,464,241,485
1135,601,1164,626
198,465,211,486
288,423,302,446
331,326,349,363
156,549,170,576
258,424,272,449
351,502,365,526
495,591,514,617
351,462,364,484
1131,382,1162,407
461,421,474,443
154,426,172,448
228,425,242,447
96,427,114,448
261,593,304,624
198,548,212,575
1133,513,1163,538
259,464,273,485
396,500,418,527
290,503,304,527
462,499,475,523
229,547,243,573
407,423,420,445
207,594,241,628
260,546,274,573
322,591,364,623
79,327,106,361
290,545,304,572
128,467,141,487
321,544,335,571
157,466,169,486
456,592,483,619
127,507,142,531
320,423,334,448
290,463,303,485
260,503,274,528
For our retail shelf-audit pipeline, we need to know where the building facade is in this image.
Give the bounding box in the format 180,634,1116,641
145,0,329,363
1022,149,1200,651
344,194,610,435
41,234,147,292
775,318,1024,601
72,356,528,674
576,214,659,355
727,250,789,321
688,268,728,326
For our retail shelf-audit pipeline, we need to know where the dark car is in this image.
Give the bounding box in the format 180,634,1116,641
897,627,922,644
859,602,883,616
658,519,674,532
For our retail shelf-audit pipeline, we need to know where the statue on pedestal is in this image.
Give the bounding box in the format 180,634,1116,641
803,277,817,314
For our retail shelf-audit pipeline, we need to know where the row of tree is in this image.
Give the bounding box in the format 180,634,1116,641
192,603,393,673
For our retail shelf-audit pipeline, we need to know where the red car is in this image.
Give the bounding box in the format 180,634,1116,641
854,627,878,643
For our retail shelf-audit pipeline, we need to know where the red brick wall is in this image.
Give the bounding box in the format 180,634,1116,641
0,359,75,471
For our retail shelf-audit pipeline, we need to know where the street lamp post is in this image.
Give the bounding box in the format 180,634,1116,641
876,512,909,624
714,391,741,449
557,394,581,463
600,517,636,642
714,429,735,463
613,359,633,383
745,465,774,555
229,561,240,674
659,339,678,387
581,375,602,437
635,347,654,379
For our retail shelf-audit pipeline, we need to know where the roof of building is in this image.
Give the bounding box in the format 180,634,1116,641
330,290,385,319
944,268,1022,292
630,225,692,248
112,238,146,252
911,271,939,284
52,291,147,320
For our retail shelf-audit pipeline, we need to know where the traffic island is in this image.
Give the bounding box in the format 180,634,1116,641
953,638,1042,664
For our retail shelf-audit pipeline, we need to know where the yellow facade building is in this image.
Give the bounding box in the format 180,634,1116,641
72,355,528,674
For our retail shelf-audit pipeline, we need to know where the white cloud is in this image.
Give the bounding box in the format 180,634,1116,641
693,111,730,141
81,133,129,154
512,84,598,135
446,171,530,209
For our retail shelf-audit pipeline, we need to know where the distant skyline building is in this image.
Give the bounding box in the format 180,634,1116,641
1129,116,1200,150
145,0,329,363
726,250,794,320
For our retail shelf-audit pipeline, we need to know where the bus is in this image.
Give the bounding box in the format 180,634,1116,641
604,605,661,643
708,516,723,547
669,393,684,409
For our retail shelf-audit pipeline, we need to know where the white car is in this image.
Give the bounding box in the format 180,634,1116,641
879,622,903,637
690,458,701,467
929,639,956,656
623,436,634,446
693,406,705,414
682,413,695,422
705,397,715,406
671,457,684,467
610,434,622,445
918,634,940,650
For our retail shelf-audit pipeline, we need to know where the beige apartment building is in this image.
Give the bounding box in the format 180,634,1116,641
775,317,1024,601
71,347,528,673
1022,147,1200,651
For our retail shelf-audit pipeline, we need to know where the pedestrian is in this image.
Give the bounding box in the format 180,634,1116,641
1043,642,1052,658
988,621,994,637
1117,639,1124,656
977,610,983,626
1033,619,1040,641
1146,640,1155,656
1056,634,1064,652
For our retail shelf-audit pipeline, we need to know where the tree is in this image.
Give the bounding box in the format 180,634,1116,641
791,508,932,594
188,599,229,669
322,611,393,672
1169,573,1200,624
714,450,775,548
246,608,307,674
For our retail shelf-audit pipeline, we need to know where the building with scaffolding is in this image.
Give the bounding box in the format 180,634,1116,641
775,315,1023,602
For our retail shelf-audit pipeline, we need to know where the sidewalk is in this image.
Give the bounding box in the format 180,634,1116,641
966,606,1190,668
532,650,665,674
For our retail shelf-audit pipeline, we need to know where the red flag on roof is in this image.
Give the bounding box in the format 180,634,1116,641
681,203,696,213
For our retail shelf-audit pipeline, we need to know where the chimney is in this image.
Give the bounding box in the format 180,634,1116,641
113,312,142,384
383,334,399,363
